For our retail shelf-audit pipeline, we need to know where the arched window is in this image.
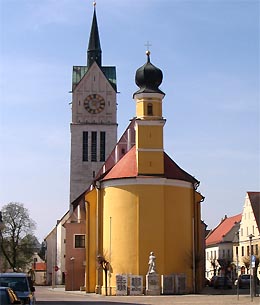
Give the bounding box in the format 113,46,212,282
147,103,153,115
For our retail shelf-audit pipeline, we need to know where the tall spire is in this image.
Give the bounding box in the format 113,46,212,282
87,2,102,67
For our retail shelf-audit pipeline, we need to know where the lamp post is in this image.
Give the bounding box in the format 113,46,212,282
70,257,75,291
0,212,5,272
235,231,239,300
248,234,254,302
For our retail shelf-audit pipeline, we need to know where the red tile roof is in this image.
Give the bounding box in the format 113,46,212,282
206,214,241,246
32,262,46,271
102,145,198,185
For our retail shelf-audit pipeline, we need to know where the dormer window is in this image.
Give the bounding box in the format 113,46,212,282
147,103,153,116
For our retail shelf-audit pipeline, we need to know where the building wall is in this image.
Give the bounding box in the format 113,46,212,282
64,222,86,290
85,189,97,292
45,228,57,286
56,220,67,285
235,193,260,278
97,178,200,294
240,194,258,243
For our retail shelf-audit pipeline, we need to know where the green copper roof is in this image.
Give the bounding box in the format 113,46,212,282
72,66,117,92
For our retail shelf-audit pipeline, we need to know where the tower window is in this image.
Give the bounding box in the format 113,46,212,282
83,132,88,161
100,131,106,162
91,132,97,161
147,103,153,116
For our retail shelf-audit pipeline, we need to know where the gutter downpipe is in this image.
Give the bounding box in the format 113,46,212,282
85,200,90,292
192,183,196,294
192,181,201,294
192,217,195,293
96,181,102,294
109,216,112,295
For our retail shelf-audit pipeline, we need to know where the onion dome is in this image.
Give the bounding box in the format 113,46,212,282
134,51,165,96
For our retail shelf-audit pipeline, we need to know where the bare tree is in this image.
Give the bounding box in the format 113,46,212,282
97,254,110,296
0,202,38,271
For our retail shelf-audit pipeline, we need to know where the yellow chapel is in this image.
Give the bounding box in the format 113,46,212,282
84,51,205,295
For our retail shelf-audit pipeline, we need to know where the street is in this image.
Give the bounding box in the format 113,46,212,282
35,286,259,305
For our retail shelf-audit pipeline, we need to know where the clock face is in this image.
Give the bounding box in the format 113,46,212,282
84,94,105,114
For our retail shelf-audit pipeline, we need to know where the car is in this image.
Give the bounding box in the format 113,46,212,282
237,274,250,288
0,273,35,305
0,286,22,304
213,276,232,289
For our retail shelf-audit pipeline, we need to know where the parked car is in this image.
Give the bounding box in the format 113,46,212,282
0,273,35,305
237,274,250,288
0,287,22,304
213,276,232,289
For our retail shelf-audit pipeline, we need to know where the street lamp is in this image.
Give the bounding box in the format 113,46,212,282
70,257,75,291
248,234,254,302
235,231,239,300
0,212,5,272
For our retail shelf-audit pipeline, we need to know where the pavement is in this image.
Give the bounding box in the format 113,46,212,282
43,286,260,305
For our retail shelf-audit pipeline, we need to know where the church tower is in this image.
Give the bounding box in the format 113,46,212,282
134,50,165,175
69,3,117,206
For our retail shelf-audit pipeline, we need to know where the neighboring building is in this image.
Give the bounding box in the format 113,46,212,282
44,211,69,286
44,226,56,285
234,192,260,278
30,253,46,286
82,51,204,294
205,214,241,280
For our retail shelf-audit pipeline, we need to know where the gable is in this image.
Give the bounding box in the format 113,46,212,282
72,63,117,92
248,192,260,229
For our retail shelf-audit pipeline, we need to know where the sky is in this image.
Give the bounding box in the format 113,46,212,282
0,0,259,242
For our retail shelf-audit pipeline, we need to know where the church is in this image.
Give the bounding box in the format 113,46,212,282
65,4,205,294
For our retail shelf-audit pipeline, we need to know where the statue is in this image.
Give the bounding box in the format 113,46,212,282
147,251,156,274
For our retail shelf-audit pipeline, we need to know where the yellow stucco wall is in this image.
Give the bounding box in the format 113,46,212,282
136,125,163,149
85,189,98,292
137,151,164,174
100,180,197,293
136,98,162,118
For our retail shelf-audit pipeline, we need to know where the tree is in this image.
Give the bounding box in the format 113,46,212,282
0,202,38,271
97,254,110,296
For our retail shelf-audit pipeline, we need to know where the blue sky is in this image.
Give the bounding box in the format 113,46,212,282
0,0,259,242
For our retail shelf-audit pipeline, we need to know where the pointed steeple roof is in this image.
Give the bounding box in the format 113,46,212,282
87,3,102,67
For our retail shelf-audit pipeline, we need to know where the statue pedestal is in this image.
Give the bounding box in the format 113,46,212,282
146,274,160,295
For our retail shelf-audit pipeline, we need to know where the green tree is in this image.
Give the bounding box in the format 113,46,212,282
0,202,39,271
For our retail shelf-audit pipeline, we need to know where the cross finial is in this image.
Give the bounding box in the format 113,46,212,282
144,41,152,51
